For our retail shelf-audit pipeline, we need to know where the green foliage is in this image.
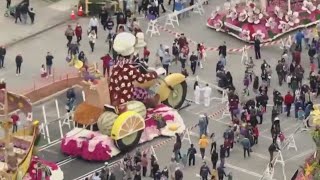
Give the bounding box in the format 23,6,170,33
316,14,320,20
302,19,312,25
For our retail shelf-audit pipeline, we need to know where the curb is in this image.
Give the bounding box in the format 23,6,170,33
5,12,78,48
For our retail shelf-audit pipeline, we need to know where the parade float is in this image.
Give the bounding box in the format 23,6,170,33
61,32,187,161
0,81,64,180
207,0,320,43
296,105,320,179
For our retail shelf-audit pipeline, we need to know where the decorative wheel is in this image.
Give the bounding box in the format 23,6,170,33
163,80,187,109
111,111,145,151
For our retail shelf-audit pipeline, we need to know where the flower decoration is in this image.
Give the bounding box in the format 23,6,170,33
213,20,224,31
247,0,256,11
285,11,300,26
238,10,248,22
265,17,277,29
278,21,290,32
210,6,220,19
252,30,265,40
248,8,263,24
240,30,251,41
226,8,238,21
302,0,316,14
274,6,284,19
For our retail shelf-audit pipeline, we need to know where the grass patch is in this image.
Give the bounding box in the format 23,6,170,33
268,30,275,39
302,19,312,24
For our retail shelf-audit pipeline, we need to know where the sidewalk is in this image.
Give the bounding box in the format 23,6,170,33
0,0,78,47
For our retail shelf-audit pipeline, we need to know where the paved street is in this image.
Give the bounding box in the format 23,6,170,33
0,0,316,179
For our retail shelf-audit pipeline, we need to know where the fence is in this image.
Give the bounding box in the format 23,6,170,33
10,68,80,95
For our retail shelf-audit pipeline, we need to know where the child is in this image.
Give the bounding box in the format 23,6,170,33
181,153,188,168
40,64,47,78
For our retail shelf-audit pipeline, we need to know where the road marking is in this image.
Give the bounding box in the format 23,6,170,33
195,154,263,178
284,149,314,162
38,139,61,151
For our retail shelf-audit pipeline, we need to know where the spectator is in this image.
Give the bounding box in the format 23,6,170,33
199,134,209,159
187,144,197,166
11,112,19,133
45,52,54,77
199,161,211,180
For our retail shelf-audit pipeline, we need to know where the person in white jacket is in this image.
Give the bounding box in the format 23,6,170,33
88,16,99,38
203,84,212,107
88,31,97,52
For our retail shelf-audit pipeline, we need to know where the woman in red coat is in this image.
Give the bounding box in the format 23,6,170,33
75,23,82,45
253,126,259,144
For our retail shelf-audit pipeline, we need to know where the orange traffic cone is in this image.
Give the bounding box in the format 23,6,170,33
77,6,83,16
70,10,76,20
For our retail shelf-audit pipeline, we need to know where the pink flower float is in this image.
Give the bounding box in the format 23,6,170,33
274,6,284,19
213,20,224,31
238,10,248,22
278,21,291,32
210,7,220,19
240,30,251,41
248,8,263,24
226,8,238,21
252,30,265,40
302,0,316,14
285,11,300,26
265,17,277,29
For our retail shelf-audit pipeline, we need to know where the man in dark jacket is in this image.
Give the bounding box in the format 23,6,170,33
187,144,197,166
174,167,183,180
276,60,285,86
254,37,261,59
68,42,79,56
241,137,251,158
15,54,23,76
218,41,227,58
46,52,54,77
217,166,227,180
99,8,109,30
0,46,6,68
211,149,219,169
190,52,198,75
199,161,211,180
284,91,294,117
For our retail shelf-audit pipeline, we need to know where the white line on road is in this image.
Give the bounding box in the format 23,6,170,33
284,149,314,162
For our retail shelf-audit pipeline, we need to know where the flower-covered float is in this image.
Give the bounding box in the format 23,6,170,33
296,105,320,179
61,32,187,161
207,0,320,43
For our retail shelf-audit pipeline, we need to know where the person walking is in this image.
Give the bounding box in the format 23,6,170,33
190,51,198,75
89,16,99,37
187,144,197,166
199,134,209,160
65,25,74,46
199,161,211,180
15,54,23,76
211,149,219,169
88,31,97,52
0,46,6,68
157,44,165,62
174,167,183,180
173,133,182,161
162,48,172,75
45,52,54,77
7,0,11,8
14,6,22,23
20,3,28,24
218,41,227,58
241,137,251,158
27,7,35,24
219,145,226,168
284,91,294,117
217,166,227,180
143,46,150,63
254,36,261,59
75,23,82,45
268,142,280,167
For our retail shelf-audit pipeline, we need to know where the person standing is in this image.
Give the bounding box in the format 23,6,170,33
158,0,166,13
187,144,197,166
174,167,183,180
143,46,150,64
219,145,226,168
20,3,28,24
65,25,74,46
106,17,114,33
241,137,251,158
199,134,209,160
254,36,261,59
88,31,97,52
173,133,182,161
7,0,11,8
199,161,211,180
75,23,82,45
99,8,108,30
45,52,54,77
89,16,99,38
218,41,227,58
162,48,171,75
217,166,227,180
190,51,198,75
157,44,165,62
100,54,112,77
15,6,22,23
28,7,35,24
0,46,6,68
295,30,304,51
11,112,19,133
141,154,148,177
203,84,212,107
268,142,280,167
15,54,23,76
284,91,294,117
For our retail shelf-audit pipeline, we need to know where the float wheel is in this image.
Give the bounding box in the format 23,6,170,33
111,111,145,151
163,80,187,109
